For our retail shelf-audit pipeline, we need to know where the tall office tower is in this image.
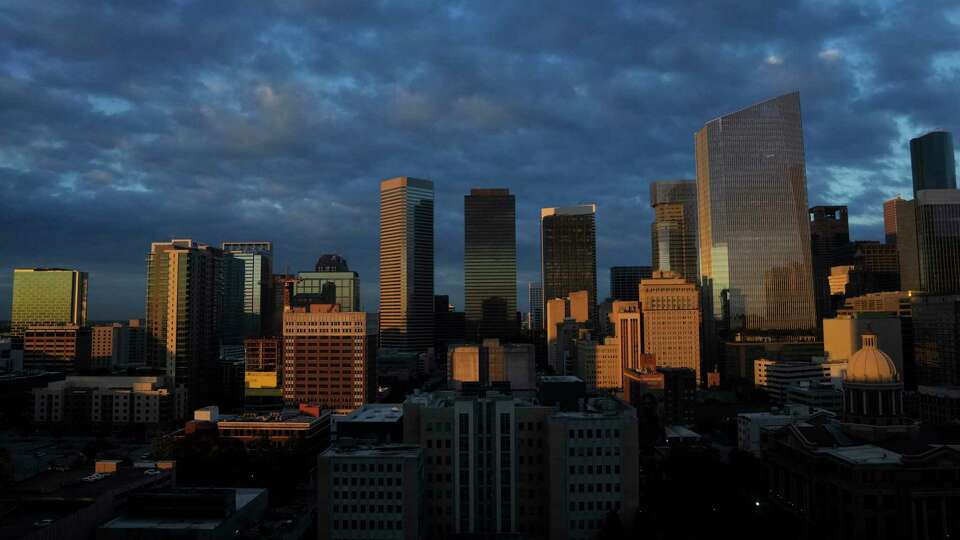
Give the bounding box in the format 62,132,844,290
608,266,652,302
541,205,598,323
464,189,517,339
380,177,434,353
639,271,702,381
221,242,273,344
294,255,361,311
884,196,922,291
650,180,698,282
11,268,88,337
695,92,817,333
916,189,960,294
145,239,223,408
282,304,376,413
527,282,544,331
609,301,642,371
910,130,956,195
852,241,901,292
809,206,853,319
546,291,590,374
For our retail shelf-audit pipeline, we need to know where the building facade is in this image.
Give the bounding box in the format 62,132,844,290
464,188,517,340
609,266,652,302
448,339,536,390
294,257,361,313
541,205,598,324
915,189,960,295
574,337,622,392
639,271,701,380
810,206,852,319
11,268,88,336
884,197,922,291
221,241,273,343
650,179,698,282
380,177,434,353
23,325,93,372
695,92,817,333
910,129,956,195
33,375,185,425
609,300,642,372
527,282,544,331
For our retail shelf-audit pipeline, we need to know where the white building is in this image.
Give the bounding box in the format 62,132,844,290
33,375,186,425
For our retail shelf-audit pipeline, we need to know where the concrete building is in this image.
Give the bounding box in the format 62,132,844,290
282,304,376,413
609,266,652,302
736,405,824,456
786,380,843,413
0,337,24,371
574,337,621,393
541,205,598,324
145,239,224,409
884,196,922,291
448,339,536,390
464,188,517,340
546,291,590,374
379,177,434,354
91,323,120,368
754,359,829,404
32,375,186,426
318,443,424,540
639,271,701,380
853,241,901,293
912,294,960,423
810,206,853,320
23,325,93,372
609,300,641,372
650,180,698,282
10,268,88,337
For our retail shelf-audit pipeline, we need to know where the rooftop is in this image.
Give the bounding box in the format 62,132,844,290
339,404,402,424
100,488,265,531
818,445,902,465
322,443,421,459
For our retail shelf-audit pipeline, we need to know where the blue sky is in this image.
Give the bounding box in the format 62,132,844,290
1,0,958,319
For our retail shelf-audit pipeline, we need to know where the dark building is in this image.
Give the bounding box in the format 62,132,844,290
810,205,853,320
910,130,956,195
464,189,517,340
916,189,960,295
650,180,698,282
609,265,653,302
537,375,586,411
433,295,466,379
723,337,824,384
852,241,901,293
541,205,598,323
23,325,92,372
913,294,960,388
884,196,922,291
695,92,817,334
335,403,404,443
660,367,697,426
315,253,349,272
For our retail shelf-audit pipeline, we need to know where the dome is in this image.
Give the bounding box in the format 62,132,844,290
846,333,899,384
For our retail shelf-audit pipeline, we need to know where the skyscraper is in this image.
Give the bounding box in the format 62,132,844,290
380,177,434,353
221,242,273,344
695,91,817,333
809,206,852,319
639,271,702,381
650,180,698,282
11,268,88,337
916,189,960,295
609,266,652,302
294,255,361,312
910,130,956,195
526,282,543,331
541,204,597,323
464,188,517,339
885,197,922,291
145,239,223,408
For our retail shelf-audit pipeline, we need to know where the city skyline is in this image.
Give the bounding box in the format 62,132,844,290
1,2,959,319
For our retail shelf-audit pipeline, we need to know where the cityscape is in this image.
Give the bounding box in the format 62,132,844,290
2,3,960,540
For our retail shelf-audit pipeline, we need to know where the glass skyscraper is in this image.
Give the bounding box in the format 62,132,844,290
609,266,652,302
910,130,956,195
541,204,597,323
294,254,361,312
695,92,817,333
379,177,434,353
527,282,543,331
222,241,273,344
11,268,88,336
916,189,960,295
650,180,698,282
464,188,517,339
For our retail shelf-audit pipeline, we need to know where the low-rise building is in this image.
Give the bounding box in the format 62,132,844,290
183,405,331,453
335,403,404,443
448,339,536,390
754,358,829,403
32,375,186,426
23,325,94,372
786,380,843,413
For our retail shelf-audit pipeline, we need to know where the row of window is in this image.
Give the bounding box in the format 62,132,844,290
569,464,621,475
332,490,402,500
333,462,402,473
331,519,402,530
332,503,401,514
568,428,620,439
568,500,622,512
568,446,621,457
333,476,402,487
569,482,622,493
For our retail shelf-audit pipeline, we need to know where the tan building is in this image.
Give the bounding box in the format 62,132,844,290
546,291,590,374
282,304,377,413
23,325,94,372
575,337,621,392
448,339,536,390
639,271,701,381
609,301,641,371
837,290,914,317
91,323,121,367
823,313,903,373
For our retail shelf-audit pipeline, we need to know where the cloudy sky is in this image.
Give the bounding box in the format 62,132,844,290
1,0,958,320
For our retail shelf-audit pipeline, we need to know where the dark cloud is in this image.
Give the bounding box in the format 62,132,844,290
1,0,958,318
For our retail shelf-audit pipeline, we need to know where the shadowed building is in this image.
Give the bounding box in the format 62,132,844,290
609,266,652,302
380,177,434,353
11,268,88,337
695,92,817,334
464,188,517,340
810,206,853,319
541,205,598,324
650,180,698,282
910,130,956,195
884,196,922,291
916,189,960,295
527,282,544,331
853,241,901,293
221,242,273,344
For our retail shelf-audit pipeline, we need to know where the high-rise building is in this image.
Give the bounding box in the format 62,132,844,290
282,304,377,413
574,337,621,392
145,239,223,408
650,180,698,282
913,294,960,388
527,282,544,331
380,177,434,353
852,241,901,293
546,291,590,374
809,206,853,319
11,268,88,337
464,188,517,339
916,189,960,295
221,242,273,343
294,255,361,312
695,92,817,333
541,205,598,323
910,130,956,195
639,271,702,380
884,196,922,291
608,266,652,302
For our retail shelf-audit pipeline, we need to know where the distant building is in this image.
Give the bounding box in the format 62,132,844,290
574,337,621,392
527,282,544,331
609,265,652,302
823,313,903,374
186,406,331,453
0,337,24,371
380,177,434,354
546,291,590,374
809,206,852,320
335,403,404,444
736,406,822,456
786,380,842,413
317,443,424,540
608,301,642,371
852,241,901,293
916,189,960,294
91,324,120,368
448,339,535,390
282,304,377,413
11,268,87,336
650,180,698,282
221,241,273,343
464,188,517,340
23,325,93,373
754,359,828,404
912,294,960,423
541,205,598,323
294,256,361,312
910,129,956,195
660,367,697,426
33,375,186,426
639,271,701,381
885,196,922,291
722,336,824,384
433,295,466,379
